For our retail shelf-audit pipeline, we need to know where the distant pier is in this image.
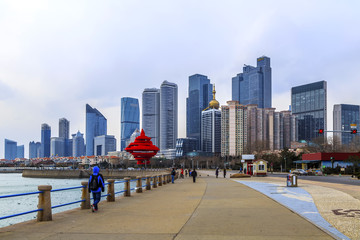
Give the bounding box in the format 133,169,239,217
22,169,169,179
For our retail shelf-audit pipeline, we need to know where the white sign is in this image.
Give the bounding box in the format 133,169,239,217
241,160,245,163
242,154,255,160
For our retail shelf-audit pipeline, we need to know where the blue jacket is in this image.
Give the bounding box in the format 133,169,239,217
88,166,105,193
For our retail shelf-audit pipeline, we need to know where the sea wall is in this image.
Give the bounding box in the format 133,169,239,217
22,169,170,179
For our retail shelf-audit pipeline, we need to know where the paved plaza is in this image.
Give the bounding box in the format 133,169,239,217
1,173,357,239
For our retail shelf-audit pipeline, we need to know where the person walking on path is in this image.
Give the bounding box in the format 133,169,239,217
180,168,184,179
185,169,188,177
171,168,176,183
88,166,105,212
191,169,197,183
215,168,219,178
223,168,226,178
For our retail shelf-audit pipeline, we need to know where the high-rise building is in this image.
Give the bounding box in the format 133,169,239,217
94,135,116,156
59,118,71,156
142,88,161,148
201,86,221,154
5,139,17,160
246,105,296,151
72,131,85,157
29,141,41,159
186,74,213,150
121,97,140,151
232,56,272,108
221,101,248,157
17,145,24,158
291,81,327,142
59,118,70,139
50,137,65,157
281,110,297,149
41,123,51,158
333,104,360,145
86,104,107,156
160,81,178,150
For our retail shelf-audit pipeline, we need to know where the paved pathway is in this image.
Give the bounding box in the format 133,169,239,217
0,176,333,240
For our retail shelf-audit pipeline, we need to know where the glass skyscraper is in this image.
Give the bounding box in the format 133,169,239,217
86,104,107,156
5,139,17,160
72,131,85,157
17,145,24,158
232,56,272,108
160,80,178,150
59,118,70,139
121,97,140,151
142,88,160,148
50,137,65,157
41,123,51,158
186,74,212,150
291,81,327,142
29,141,41,159
333,104,360,145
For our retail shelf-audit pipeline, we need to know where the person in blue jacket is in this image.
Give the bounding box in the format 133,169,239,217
88,166,105,212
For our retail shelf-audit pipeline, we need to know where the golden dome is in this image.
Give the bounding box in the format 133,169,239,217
209,85,219,109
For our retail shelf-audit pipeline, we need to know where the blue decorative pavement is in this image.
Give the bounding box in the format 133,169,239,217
234,180,350,240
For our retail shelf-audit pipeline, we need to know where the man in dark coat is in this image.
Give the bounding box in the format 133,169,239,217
192,169,197,183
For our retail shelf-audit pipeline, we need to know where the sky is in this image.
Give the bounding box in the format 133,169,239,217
1,0,360,158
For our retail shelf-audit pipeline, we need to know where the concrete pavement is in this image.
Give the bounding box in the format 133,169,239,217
0,175,333,240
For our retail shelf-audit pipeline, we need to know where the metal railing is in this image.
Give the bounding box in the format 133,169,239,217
0,191,44,220
0,174,171,224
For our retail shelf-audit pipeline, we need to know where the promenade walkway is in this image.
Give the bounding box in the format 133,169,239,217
0,176,333,240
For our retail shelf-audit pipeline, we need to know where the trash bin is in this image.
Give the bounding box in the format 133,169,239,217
287,174,297,187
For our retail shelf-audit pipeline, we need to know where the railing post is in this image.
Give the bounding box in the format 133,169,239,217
136,176,142,193
153,175,157,188
81,181,90,209
124,177,131,197
146,175,151,190
163,174,166,185
37,185,52,221
167,174,170,183
107,179,115,202
158,175,163,186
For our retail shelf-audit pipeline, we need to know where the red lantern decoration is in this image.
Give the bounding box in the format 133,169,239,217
125,129,159,165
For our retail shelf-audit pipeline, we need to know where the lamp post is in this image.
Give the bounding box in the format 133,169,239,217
284,157,287,172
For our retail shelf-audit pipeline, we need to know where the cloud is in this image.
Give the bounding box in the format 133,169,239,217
1,0,360,157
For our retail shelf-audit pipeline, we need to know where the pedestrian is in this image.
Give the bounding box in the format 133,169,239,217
171,168,176,183
88,166,105,212
223,168,226,178
244,168,247,174
215,168,219,178
180,168,184,179
185,169,188,177
192,168,197,183
189,169,192,177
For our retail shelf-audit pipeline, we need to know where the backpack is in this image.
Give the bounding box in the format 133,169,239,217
89,175,99,191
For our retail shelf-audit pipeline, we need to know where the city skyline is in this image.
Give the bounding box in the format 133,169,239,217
1,1,360,158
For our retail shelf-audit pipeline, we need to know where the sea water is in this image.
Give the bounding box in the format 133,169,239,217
0,173,130,228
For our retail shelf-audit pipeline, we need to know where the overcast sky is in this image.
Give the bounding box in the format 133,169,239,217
1,0,360,158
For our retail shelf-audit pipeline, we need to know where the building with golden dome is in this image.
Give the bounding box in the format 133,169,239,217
201,85,221,154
